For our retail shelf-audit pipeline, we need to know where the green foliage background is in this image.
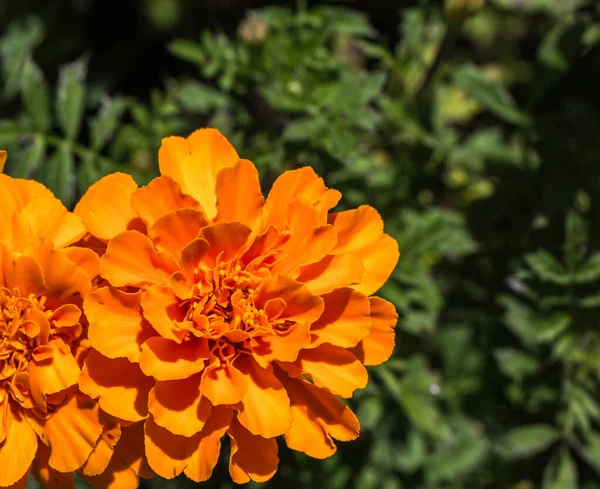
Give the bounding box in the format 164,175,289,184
2,0,600,487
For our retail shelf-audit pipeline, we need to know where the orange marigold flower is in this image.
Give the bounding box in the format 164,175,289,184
78,128,399,484
0,154,151,489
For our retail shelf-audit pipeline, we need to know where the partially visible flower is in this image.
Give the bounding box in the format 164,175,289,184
0,152,151,489
77,129,399,484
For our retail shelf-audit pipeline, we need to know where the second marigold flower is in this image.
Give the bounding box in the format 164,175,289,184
76,128,399,484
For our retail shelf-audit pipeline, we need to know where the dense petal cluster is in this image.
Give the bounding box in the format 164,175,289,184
76,128,399,483
0,153,151,489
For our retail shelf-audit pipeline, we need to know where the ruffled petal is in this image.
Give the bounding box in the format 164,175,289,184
148,374,212,437
100,231,180,288
0,174,54,212
140,284,187,342
0,247,46,297
0,211,33,252
228,418,278,484
139,337,210,381
351,297,397,366
296,254,364,295
80,415,121,476
158,128,239,220
328,205,399,295
74,173,140,241
150,208,208,261
32,442,75,489
131,176,201,227
199,222,252,268
79,351,154,422
215,159,264,229
200,360,247,406
282,344,368,398
85,287,155,362
62,247,100,280
308,288,371,349
236,356,291,438
0,401,38,487
249,322,311,367
256,275,324,323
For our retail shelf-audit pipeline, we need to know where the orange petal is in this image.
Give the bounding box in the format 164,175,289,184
182,406,232,483
131,175,201,227
351,297,397,366
228,417,278,484
249,322,311,367
74,173,139,241
139,337,209,381
215,159,264,229
309,288,371,349
43,393,105,472
329,205,399,295
140,284,187,342
0,150,6,173
32,442,75,489
85,287,155,362
148,374,212,437
0,247,46,297
79,350,154,422
0,211,33,252
297,254,364,295
236,356,291,438
29,338,81,412
199,222,252,268
80,415,121,476
277,371,360,458
100,231,180,288
180,238,210,272
62,247,100,280
150,209,208,261
257,275,324,323
0,401,38,486
200,360,247,405
51,304,81,327
263,166,341,230
272,200,337,275
283,344,368,398
30,241,90,303
0,174,54,212
22,197,86,249
158,128,239,220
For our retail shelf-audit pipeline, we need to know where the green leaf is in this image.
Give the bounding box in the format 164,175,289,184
496,424,559,459
174,80,229,114
580,431,600,475
46,143,75,207
525,250,570,285
425,437,489,483
452,65,530,126
12,134,45,179
90,97,128,152
168,39,206,66
56,57,87,140
495,348,540,381
20,57,51,132
543,448,578,489
576,253,600,283
395,428,426,473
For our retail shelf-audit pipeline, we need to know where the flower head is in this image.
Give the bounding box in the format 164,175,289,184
0,153,150,489
77,128,399,483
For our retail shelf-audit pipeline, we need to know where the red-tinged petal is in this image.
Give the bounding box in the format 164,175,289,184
0,401,38,487
199,222,252,268
44,393,105,472
32,443,75,489
228,418,278,484
131,175,201,227
283,344,368,398
62,247,100,280
140,284,187,342
158,129,239,220
256,275,324,323
249,322,311,367
263,166,341,230
150,208,208,262
139,337,209,381
80,415,121,476
0,247,45,297
200,360,247,405
85,287,155,362
351,297,397,366
29,338,80,411
297,254,364,295
236,356,291,438
30,241,90,303
309,288,371,349
74,173,139,241
22,197,86,249
79,350,154,422
277,371,360,458
329,205,399,295
272,200,337,275
180,238,210,271
215,159,264,229
183,406,233,483
100,230,180,288
148,374,212,437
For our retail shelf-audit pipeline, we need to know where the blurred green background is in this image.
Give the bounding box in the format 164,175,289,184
2,0,600,488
